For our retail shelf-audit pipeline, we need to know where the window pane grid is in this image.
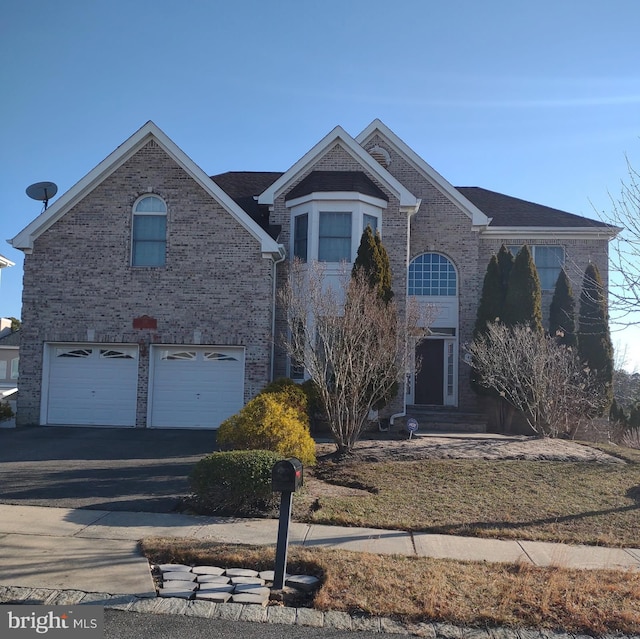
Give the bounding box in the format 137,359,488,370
408,254,456,296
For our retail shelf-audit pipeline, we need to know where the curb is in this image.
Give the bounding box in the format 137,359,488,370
0,586,638,639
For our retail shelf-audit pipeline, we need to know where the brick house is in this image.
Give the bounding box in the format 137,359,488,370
9,120,616,428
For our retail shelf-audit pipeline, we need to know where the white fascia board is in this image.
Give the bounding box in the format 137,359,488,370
10,121,283,258
480,226,622,240
356,119,490,227
0,254,15,268
285,191,388,209
258,126,419,211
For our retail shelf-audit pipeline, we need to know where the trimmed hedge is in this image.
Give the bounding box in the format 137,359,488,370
189,449,282,516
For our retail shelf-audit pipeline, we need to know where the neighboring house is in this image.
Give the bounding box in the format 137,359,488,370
0,253,14,286
0,321,19,418
8,120,617,429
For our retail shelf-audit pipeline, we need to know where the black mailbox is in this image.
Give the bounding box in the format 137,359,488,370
272,458,303,493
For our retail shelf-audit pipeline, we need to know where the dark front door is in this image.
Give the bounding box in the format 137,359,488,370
415,340,444,405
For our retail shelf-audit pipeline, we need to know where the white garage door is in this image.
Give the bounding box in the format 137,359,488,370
45,344,139,426
149,346,245,429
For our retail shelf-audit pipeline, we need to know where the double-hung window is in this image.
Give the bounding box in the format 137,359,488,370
508,245,565,290
318,212,352,262
293,213,308,261
132,195,167,267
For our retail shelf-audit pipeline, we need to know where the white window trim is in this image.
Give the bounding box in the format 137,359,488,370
506,244,565,291
288,193,386,268
131,194,167,267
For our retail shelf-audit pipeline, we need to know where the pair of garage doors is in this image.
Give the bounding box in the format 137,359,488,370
43,343,245,428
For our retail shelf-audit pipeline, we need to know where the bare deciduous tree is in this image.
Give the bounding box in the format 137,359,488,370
599,159,640,324
465,322,600,437
279,260,431,455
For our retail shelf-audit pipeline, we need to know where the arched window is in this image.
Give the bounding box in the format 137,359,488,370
132,195,167,266
408,253,457,296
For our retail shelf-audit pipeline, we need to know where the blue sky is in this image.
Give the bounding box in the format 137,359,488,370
1,0,640,367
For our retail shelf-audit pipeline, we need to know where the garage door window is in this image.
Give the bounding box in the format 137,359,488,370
204,351,239,361
56,348,91,358
100,349,135,359
160,351,196,361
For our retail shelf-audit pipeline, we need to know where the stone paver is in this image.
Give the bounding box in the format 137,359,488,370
286,574,321,591
224,567,259,577
183,600,218,617
266,605,297,625
192,565,225,575
295,607,325,627
155,597,191,615
195,591,231,603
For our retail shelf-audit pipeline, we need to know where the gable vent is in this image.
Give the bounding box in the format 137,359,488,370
367,144,391,169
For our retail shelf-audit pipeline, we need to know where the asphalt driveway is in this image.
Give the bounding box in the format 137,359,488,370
0,426,217,512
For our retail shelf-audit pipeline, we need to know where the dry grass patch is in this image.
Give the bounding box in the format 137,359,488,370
295,453,640,546
140,537,640,635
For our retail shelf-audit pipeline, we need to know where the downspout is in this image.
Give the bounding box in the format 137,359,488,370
388,198,421,430
270,245,286,382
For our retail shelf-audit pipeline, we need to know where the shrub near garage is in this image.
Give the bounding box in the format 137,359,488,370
217,392,316,466
189,449,282,515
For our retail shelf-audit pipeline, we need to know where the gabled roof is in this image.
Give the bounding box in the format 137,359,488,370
258,126,420,211
10,122,284,258
0,254,14,268
211,171,283,239
356,119,490,227
0,329,20,347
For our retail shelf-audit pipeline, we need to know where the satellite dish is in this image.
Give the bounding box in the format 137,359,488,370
26,181,58,210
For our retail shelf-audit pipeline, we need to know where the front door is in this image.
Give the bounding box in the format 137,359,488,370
415,339,444,405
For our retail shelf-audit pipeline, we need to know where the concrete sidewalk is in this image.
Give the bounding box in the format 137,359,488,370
0,503,638,599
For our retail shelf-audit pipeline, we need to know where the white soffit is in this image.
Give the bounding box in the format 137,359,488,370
356,119,490,227
258,125,419,211
10,122,283,257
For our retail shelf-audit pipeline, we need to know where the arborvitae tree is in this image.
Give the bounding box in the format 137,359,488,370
351,227,395,410
549,268,576,347
352,226,393,303
503,245,543,332
474,245,514,337
471,247,514,409
473,255,503,337
374,231,393,303
578,262,614,413
496,244,515,302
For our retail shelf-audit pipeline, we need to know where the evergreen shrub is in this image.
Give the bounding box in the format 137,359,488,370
189,449,281,515
217,393,316,465
0,402,13,422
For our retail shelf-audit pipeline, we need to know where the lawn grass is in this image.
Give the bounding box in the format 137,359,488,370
141,537,640,636
293,444,640,547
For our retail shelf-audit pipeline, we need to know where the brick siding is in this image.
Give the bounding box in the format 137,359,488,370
18,141,275,426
